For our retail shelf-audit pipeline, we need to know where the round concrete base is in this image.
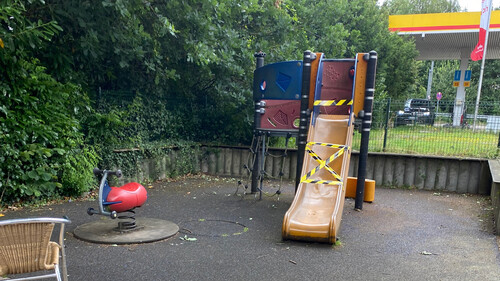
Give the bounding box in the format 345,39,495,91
74,218,179,244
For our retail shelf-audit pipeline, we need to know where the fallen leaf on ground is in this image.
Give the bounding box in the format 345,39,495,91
180,235,197,242
420,251,436,255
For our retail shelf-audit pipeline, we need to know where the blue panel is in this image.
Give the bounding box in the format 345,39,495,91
312,54,325,126
464,70,471,81
253,61,303,100
276,72,292,92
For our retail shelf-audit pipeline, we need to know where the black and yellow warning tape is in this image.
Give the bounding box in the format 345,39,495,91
301,179,343,185
302,148,341,181
313,100,353,107
307,142,346,149
300,142,349,185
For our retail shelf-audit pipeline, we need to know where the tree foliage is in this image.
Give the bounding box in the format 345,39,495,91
22,1,420,141
0,0,98,204
382,0,461,14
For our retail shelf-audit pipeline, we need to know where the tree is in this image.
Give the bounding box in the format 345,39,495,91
0,0,98,204
340,0,419,99
382,0,461,15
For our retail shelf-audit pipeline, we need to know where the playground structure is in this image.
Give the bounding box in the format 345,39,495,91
250,51,377,243
74,168,179,244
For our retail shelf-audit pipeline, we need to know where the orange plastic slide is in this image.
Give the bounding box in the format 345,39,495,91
282,114,354,244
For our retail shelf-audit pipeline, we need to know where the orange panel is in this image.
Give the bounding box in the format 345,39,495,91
353,53,367,117
346,177,375,203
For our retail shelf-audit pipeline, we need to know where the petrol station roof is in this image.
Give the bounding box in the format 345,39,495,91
389,11,500,60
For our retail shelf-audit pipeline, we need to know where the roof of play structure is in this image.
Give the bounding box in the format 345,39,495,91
389,11,500,60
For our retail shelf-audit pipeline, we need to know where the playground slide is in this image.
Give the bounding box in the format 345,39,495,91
282,114,354,244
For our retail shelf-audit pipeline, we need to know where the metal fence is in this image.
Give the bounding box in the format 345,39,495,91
352,99,500,158
93,90,500,159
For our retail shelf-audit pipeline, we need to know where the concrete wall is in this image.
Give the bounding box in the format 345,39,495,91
198,146,491,195
488,160,500,234
115,145,491,195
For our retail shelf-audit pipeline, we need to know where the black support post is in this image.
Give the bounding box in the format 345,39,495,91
355,51,378,210
295,51,314,191
251,51,266,194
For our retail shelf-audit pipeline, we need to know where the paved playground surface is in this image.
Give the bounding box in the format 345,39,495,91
2,175,499,281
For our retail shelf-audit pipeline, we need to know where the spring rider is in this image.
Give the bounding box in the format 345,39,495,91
73,168,179,244
87,168,148,231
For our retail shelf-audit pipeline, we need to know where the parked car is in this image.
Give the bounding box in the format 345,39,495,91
394,98,435,127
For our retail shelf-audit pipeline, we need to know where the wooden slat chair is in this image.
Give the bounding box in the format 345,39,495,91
0,218,71,281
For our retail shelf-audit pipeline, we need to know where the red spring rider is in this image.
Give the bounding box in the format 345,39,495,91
87,168,147,231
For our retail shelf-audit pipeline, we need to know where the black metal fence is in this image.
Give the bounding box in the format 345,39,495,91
352,99,500,158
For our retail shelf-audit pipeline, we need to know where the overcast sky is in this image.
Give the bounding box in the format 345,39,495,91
459,0,482,12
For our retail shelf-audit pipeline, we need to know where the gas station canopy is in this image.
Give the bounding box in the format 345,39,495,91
389,11,500,60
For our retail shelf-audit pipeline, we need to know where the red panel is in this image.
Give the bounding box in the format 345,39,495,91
259,100,300,131
107,182,148,212
319,61,355,115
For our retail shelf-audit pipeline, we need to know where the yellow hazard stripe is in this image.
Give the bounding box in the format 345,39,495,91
317,149,343,180
307,142,346,149
313,100,353,106
300,146,346,182
301,179,343,185
301,148,337,182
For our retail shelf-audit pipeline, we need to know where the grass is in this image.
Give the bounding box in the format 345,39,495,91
269,125,500,159
352,125,500,159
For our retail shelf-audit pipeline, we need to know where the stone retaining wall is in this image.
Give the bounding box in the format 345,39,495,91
120,145,491,195
488,160,500,234
198,146,491,195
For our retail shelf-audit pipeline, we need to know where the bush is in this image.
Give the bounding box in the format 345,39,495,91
0,2,99,204
0,58,99,203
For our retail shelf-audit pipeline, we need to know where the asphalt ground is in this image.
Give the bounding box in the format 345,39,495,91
1,175,499,281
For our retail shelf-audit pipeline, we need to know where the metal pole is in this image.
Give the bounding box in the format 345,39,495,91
251,51,266,194
355,51,378,210
255,51,265,69
295,50,314,191
473,0,493,131
426,61,434,99
383,98,391,152
259,134,266,200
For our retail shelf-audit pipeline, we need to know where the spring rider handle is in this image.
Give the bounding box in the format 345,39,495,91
87,168,122,219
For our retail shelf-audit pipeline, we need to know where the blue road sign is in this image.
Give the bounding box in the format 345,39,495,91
464,70,471,81
454,70,461,81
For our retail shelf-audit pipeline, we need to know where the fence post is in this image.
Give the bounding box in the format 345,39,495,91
383,98,391,152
